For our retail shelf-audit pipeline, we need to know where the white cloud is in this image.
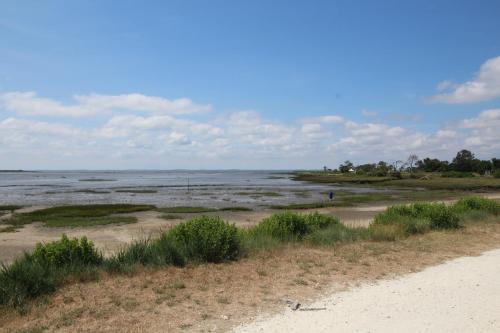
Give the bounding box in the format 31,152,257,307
429,56,500,104
1,91,499,168
0,91,211,117
163,132,191,145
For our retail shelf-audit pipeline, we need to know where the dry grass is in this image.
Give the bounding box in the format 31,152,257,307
2,219,500,333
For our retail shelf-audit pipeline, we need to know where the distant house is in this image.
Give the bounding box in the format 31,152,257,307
348,168,355,173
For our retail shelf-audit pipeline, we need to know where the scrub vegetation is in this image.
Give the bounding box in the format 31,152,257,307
1,197,498,312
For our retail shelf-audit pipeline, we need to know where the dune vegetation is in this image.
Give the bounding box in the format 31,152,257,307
0,197,498,312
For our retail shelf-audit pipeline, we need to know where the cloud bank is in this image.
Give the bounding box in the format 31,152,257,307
0,91,499,169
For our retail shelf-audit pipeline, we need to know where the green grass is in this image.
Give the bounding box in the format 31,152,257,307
44,216,137,228
292,172,500,191
72,189,111,194
3,204,154,229
1,197,498,311
159,206,252,214
115,189,158,194
218,206,253,212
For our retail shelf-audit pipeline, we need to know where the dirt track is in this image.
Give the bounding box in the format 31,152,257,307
235,248,500,333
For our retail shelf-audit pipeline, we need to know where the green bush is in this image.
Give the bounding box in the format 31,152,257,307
452,197,499,215
374,202,460,233
253,211,309,241
168,216,240,263
302,212,340,231
494,169,500,178
0,235,103,309
32,234,102,266
0,255,59,308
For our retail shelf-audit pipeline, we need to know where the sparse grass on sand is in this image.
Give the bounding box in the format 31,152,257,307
2,204,155,230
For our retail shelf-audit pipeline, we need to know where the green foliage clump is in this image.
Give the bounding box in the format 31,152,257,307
32,234,102,266
494,169,500,178
373,202,460,235
452,197,499,215
106,235,185,272
253,212,309,241
168,216,240,263
0,235,102,309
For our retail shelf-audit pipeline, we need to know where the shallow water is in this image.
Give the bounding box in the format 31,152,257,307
0,170,386,208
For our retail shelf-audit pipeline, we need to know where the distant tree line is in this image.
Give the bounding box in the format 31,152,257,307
333,150,500,177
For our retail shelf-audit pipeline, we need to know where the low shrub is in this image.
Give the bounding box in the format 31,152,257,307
303,212,340,231
0,255,59,308
32,234,102,266
168,216,240,263
106,235,185,271
494,169,500,178
452,197,499,215
252,212,309,241
373,202,460,233
0,235,102,309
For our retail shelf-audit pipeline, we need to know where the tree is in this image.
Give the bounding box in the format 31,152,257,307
339,160,354,173
452,150,475,172
407,154,418,173
417,158,449,172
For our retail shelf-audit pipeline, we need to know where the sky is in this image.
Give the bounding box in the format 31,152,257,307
1,0,500,170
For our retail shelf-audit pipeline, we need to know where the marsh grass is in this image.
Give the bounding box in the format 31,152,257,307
0,205,23,212
158,206,252,214
72,189,111,194
235,191,283,197
115,189,158,194
4,204,154,229
159,214,183,220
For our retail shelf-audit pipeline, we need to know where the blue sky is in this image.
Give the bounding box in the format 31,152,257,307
1,1,500,169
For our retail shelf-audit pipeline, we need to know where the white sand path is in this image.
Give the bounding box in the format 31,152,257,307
234,248,500,333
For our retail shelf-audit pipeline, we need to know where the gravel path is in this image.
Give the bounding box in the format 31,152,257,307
234,248,500,333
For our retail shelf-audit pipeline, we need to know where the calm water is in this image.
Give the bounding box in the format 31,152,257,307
0,170,382,208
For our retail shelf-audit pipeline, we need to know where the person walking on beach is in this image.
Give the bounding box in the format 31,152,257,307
329,191,334,201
